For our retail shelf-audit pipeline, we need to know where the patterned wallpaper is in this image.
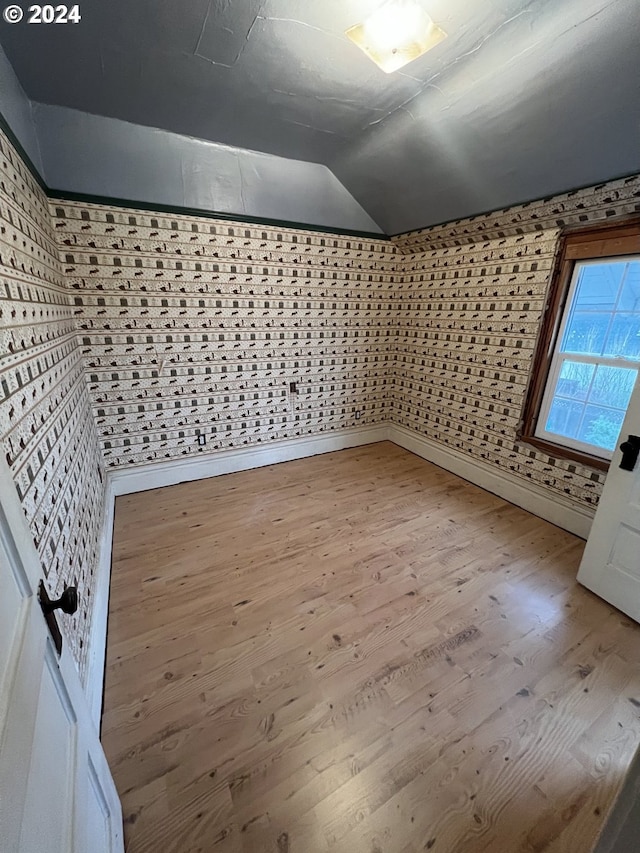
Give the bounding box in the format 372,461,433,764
51,203,398,468
0,130,105,678
3,119,639,685
48,175,640,520
390,176,640,509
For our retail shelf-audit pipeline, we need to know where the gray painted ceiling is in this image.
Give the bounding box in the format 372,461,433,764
1,0,639,233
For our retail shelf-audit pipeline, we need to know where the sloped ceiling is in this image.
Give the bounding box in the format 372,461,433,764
1,0,638,234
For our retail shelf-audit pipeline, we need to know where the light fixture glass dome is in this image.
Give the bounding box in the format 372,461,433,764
346,0,447,73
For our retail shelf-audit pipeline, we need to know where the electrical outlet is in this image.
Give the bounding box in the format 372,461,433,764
197,434,206,446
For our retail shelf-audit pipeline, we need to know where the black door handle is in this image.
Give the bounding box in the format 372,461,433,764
38,581,78,655
40,585,78,615
619,435,640,471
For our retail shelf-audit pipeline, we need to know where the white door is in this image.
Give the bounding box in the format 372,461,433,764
577,373,640,622
0,457,123,852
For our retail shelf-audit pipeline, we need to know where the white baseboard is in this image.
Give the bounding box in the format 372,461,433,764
86,475,116,731
108,425,389,496
388,423,595,539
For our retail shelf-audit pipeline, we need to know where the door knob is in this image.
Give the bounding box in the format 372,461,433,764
38,582,78,655
41,586,78,615
619,435,640,471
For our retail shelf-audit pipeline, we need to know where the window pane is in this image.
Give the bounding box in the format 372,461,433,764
603,314,640,360
589,365,637,409
572,263,625,312
616,262,640,311
544,398,583,441
560,261,640,357
542,362,636,452
560,311,610,355
555,360,595,401
578,405,625,452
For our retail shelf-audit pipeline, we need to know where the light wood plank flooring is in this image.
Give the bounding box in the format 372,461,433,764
102,442,640,853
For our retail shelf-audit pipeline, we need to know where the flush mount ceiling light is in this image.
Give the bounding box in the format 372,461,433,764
346,0,447,73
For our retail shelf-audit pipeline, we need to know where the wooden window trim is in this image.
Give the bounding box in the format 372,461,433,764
518,216,640,473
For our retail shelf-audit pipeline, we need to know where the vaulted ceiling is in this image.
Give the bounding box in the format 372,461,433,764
1,0,638,233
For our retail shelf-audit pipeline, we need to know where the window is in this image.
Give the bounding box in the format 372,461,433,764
520,219,640,471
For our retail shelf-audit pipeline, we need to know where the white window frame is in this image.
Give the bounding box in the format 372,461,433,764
535,255,640,461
